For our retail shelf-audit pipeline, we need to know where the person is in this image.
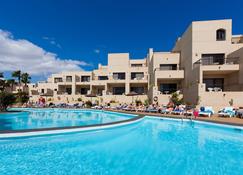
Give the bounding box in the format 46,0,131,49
193,108,199,118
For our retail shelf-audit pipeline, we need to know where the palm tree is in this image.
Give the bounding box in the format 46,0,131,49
21,73,31,87
12,70,22,91
0,72,4,91
6,79,16,92
12,70,21,84
0,72,3,79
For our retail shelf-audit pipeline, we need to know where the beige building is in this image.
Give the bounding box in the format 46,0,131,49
29,19,243,110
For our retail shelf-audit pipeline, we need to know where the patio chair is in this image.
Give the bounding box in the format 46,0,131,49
146,107,158,113
199,106,214,117
218,107,235,117
236,109,243,119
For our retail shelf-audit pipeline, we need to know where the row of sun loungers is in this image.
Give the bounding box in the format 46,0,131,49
28,102,243,118
103,105,242,118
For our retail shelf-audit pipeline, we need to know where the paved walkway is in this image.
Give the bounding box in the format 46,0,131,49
108,109,243,126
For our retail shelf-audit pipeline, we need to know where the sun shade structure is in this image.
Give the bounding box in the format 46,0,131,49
126,91,138,96
85,94,97,97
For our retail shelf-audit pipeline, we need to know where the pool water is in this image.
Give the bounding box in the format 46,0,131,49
0,116,242,175
0,108,135,131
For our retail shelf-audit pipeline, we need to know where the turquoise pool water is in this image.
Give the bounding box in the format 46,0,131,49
0,110,242,175
0,108,135,131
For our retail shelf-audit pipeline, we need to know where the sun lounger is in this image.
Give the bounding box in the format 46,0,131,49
171,107,185,115
161,108,173,114
218,107,235,117
122,107,131,111
91,105,103,109
136,107,146,112
199,106,214,117
184,110,193,116
146,108,158,113
236,109,243,118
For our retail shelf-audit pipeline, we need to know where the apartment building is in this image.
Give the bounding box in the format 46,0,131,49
29,19,243,110
29,53,149,104
172,19,243,110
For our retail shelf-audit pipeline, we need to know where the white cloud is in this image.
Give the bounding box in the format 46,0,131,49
42,36,62,48
0,29,89,76
94,49,100,54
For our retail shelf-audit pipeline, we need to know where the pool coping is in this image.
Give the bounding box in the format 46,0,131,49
1,108,242,138
106,109,243,127
0,110,144,138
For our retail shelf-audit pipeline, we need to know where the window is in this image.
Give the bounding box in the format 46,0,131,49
54,77,63,83
80,88,89,95
131,72,144,80
113,73,126,80
216,29,226,41
97,88,103,96
113,87,125,95
41,89,45,93
81,76,90,82
98,76,108,80
159,84,177,94
203,78,224,91
66,88,72,95
130,87,144,94
160,64,177,70
131,64,143,67
66,76,72,82
201,54,225,65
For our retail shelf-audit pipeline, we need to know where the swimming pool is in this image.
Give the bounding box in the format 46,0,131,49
0,108,136,132
0,110,242,175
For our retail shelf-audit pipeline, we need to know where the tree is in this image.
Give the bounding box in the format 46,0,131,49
21,73,31,87
12,70,21,84
0,92,16,112
0,72,4,91
15,91,29,104
0,72,3,79
6,79,16,92
170,92,183,106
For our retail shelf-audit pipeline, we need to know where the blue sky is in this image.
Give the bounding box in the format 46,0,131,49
0,0,243,82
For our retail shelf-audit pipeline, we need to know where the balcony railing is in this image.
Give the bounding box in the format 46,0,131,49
195,57,239,65
154,68,183,71
54,79,63,83
203,83,242,92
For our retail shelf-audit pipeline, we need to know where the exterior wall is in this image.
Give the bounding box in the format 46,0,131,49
173,19,243,108
173,24,196,104
27,19,243,110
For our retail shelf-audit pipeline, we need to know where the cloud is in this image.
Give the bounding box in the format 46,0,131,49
42,36,62,48
0,29,89,76
94,49,100,54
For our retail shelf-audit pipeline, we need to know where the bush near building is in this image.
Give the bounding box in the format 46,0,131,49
0,92,16,112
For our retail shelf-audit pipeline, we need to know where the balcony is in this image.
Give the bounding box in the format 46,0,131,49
154,68,184,79
91,80,106,86
196,57,240,74
130,65,148,72
130,73,148,83
54,78,63,83
108,73,126,83
130,76,148,82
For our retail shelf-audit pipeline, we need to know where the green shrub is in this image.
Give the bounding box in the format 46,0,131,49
0,92,16,111
229,99,234,106
170,92,183,106
135,99,142,106
77,97,82,102
144,99,149,106
85,100,92,108
15,91,29,104
109,100,116,103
